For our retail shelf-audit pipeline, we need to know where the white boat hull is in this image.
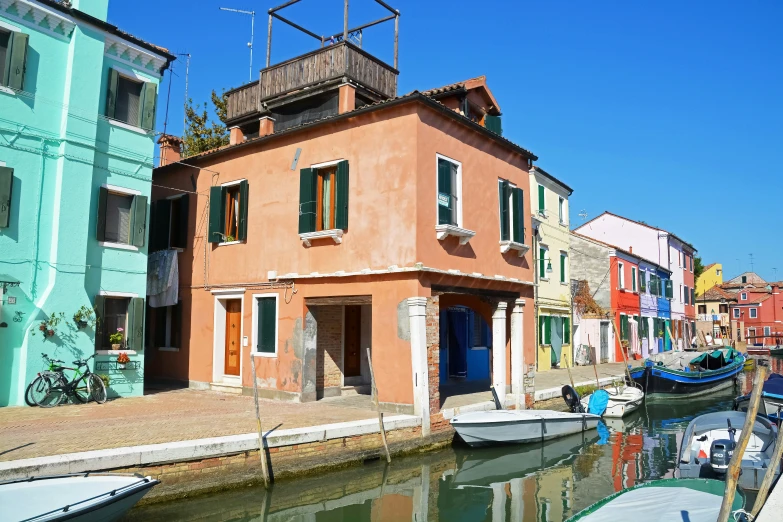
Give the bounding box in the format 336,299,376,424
581,386,645,418
450,409,601,447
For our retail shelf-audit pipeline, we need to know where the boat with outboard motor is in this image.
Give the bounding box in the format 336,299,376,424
629,348,745,398
735,372,783,422
676,410,780,491
579,383,645,418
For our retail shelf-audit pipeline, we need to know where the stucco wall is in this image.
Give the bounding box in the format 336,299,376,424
570,234,611,310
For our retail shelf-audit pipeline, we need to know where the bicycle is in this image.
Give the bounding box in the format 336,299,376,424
35,354,107,407
25,354,67,407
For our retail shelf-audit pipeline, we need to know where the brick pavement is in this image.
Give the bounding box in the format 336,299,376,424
0,388,378,462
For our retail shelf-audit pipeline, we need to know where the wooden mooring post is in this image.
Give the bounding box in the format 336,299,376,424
367,348,391,463
588,334,601,389
750,409,783,517
717,364,768,522
250,354,271,488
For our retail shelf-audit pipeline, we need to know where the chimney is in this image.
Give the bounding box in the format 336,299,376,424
157,134,183,167
338,83,356,114
629,246,633,254
259,116,275,137
229,126,245,146
71,0,109,22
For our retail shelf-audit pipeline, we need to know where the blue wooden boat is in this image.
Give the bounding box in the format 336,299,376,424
629,348,745,399
735,373,783,421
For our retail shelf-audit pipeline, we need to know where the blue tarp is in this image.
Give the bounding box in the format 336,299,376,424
763,373,783,397
588,390,610,416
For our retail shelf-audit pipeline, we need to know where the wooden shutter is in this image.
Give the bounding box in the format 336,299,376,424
560,253,566,283
298,168,316,234
258,297,276,353
437,158,453,225
514,187,525,243
538,184,545,213
106,68,119,118
498,181,509,241
208,186,224,242
140,82,158,130
237,180,249,241
6,32,28,90
539,248,546,278
0,166,12,228
484,115,502,135
564,317,571,344
152,199,171,251
335,160,349,231
538,315,544,345
544,316,551,344
176,194,189,249
131,195,148,247
127,297,145,351
621,315,629,340
96,186,108,241
93,295,105,350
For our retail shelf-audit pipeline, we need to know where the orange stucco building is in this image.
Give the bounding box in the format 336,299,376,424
146,42,538,432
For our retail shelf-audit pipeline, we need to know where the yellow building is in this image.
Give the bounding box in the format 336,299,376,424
530,166,574,371
696,262,723,296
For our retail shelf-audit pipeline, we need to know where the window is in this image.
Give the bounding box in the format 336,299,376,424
698,305,707,314
95,295,144,351
750,308,758,319
97,186,148,247
741,292,747,301
719,304,729,314
471,311,491,347
252,294,278,356
618,262,625,289
539,246,549,279
558,197,565,224
691,288,695,305
631,267,637,292
209,180,249,243
106,69,158,130
733,308,740,319
498,180,525,243
537,184,546,216
749,328,756,339
665,279,673,299
299,161,349,236
0,165,12,228
436,156,461,226
560,252,567,283
148,302,182,349
684,285,689,305
742,276,747,283
620,314,629,340
764,326,771,336
151,195,189,251
639,270,647,292
0,28,28,90
563,316,571,344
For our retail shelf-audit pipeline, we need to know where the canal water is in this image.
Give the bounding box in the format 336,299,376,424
126,357,782,522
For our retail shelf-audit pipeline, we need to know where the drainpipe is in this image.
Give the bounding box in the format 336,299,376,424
533,224,539,369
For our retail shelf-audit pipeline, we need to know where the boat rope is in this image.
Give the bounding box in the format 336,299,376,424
733,508,754,521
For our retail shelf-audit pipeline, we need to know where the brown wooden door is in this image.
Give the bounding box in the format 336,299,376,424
344,305,361,377
224,299,241,376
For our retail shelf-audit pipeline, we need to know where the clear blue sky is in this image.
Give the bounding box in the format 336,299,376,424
109,0,783,281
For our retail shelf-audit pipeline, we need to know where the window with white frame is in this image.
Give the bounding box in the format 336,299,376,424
558,197,565,224
498,179,524,243
437,155,462,227
741,292,747,301
632,267,637,292
764,326,771,336
618,261,625,289
539,245,550,279
97,186,147,248
733,308,740,319
560,251,567,283
750,308,758,319
252,294,278,356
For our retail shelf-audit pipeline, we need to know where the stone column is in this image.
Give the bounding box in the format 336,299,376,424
511,299,526,410
408,297,430,436
492,301,508,406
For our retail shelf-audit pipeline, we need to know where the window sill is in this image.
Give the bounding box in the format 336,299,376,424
0,86,15,96
216,240,241,247
300,229,343,247
560,281,569,286
499,240,529,257
108,118,152,135
436,224,475,245
540,277,549,282
99,241,138,251
559,221,568,227
251,351,277,358
158,347,179,352
96,350,138,355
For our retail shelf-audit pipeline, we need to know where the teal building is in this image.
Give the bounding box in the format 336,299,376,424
0,0,173,406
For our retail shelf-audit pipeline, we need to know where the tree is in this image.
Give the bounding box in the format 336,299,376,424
182,90,229,157
694,256,705,280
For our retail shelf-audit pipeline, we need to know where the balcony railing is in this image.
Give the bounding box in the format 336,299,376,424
226,42,398,123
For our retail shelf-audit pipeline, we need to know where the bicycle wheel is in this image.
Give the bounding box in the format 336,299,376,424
27,374,55,406
73,375,91,403
89,374,107,404
34,374,66,408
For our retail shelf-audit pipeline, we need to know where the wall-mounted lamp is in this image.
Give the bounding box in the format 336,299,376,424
546,260,553,274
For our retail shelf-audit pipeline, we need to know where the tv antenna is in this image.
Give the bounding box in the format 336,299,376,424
219,7,256,81
749,253,755,274
578,210,588,221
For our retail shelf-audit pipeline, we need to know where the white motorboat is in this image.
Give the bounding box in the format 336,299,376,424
450,409,601,447
580,385,645,418
677,410,780,490
0,473,159,522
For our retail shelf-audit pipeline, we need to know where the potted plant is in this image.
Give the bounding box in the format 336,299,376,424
31,312,65,341
109,328,124,350
72,305,97,330
98,374,110,387
116,351,130,370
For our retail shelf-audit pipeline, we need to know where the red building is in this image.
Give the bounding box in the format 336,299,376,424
610,252,642,361
730,284,782,346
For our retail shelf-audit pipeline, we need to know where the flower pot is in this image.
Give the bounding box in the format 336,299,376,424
111,344,121,350
76,320,88,329
117,363,126,370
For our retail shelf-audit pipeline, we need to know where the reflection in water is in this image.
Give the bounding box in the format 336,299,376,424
126,363,772,522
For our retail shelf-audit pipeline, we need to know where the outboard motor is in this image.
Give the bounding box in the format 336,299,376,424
562,385,584,413
710,419,737,474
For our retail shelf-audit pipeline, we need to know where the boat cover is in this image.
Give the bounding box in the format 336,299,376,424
587,390,609,416
567,479,744,522
763,373,783,397
689,348,740,370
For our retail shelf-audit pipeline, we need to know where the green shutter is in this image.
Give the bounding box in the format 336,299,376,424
539,247,546,278
560,253,566,283
538,185,545,213
106,68,119,118
437,158,453,225
544,316,551,345
96,186,108,241
335,160,349,231
127,297,145,351
498,180,509,241
152,199,171,251
538,315,544,345
131,195,148,247
93,295,105,350
564,317,571,344
514,187,525,243
6,32,28,91
208,186,223,242
140,82,158,130
632,267,637,291
298,168,316,234
621,315,629,340
258,297,277,353
484,114,502,135
237,180,249,241
0,166,12,228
